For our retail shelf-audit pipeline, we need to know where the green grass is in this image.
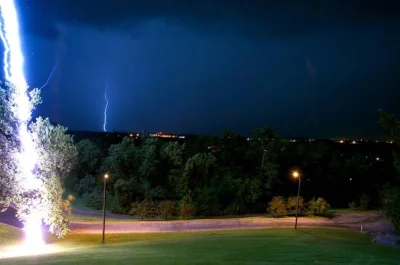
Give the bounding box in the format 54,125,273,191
69,214,138,222
330,208,377,214
0,224,399,264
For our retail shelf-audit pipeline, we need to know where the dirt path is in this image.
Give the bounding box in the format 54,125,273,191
69,217,342,234
1,207,395,236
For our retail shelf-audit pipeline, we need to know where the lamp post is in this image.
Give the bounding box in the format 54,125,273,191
101,173,109,244
292,171,301,229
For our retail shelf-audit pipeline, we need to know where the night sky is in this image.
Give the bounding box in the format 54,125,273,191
6,1,400,138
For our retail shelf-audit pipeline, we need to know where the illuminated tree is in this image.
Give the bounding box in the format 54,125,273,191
29,117,78,237
0,82,20,208
1,82,77,237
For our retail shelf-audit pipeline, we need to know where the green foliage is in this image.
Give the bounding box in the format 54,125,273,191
158,200,176,220
74,175,96,196
308,197,330,215
83,189,103,210
108,195,128,215
179,201,196,220
348,201,357,211
286,196,305,214
381,186,400,230
195,187,221,216
130,200,158,219
358,193,371,211
161,141,184,166
267,196,287,217
76,140,103,174
222,202,244,215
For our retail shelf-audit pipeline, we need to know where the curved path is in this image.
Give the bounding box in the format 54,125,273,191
69,217,342,234
1,206,393,235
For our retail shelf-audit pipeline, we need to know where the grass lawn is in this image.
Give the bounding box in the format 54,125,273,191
0,224,399,264
69,214,137,222
330,208,377,214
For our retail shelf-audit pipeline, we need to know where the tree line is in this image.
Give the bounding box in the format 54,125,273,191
1,81,399,237
66,122,399,222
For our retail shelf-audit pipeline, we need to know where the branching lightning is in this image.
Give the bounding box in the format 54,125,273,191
40,58,59,89
0,0,45,248
103,83,108,132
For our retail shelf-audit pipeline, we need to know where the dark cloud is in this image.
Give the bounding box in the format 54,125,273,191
19,0,400,40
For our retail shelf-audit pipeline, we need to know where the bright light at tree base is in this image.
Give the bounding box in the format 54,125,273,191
23,214,45,249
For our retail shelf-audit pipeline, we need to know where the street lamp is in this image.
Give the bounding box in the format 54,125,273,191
292,170,301,230
101,173,109,244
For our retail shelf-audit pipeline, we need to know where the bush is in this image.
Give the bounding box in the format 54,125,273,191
108,195,128,215
74,175,96,196
308,197,330,215
83,189,103,210
222,202,245,216
348,201,357,211
286,196,305,214
158,200,176,220
359,193,371,211
267,196,287,217
381,186,400,230
63,194,75,215
130,200,158,220
179,201,196,220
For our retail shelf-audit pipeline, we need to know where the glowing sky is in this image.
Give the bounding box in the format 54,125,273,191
4,0,400,138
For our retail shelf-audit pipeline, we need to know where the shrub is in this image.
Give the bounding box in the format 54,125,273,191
286,196,305,214
108,195,128,215
63,194,75,215
308,197,330,215
267,196,287,217
158,200,176,220
381,186,400,230
130,200,158,220
348,201,357,211
74,175,96,196
83,189,103,210
223,202,244,216
179,201,196,220
359,193,371,211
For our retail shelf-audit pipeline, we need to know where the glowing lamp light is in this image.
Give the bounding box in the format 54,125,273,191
104,173,109,179
292,171,299,178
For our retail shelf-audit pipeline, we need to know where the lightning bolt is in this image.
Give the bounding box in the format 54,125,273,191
0,0,45,248
103,83,108,132
40,58,59,89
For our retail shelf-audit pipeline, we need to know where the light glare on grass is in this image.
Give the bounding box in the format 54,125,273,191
0,244,61,260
